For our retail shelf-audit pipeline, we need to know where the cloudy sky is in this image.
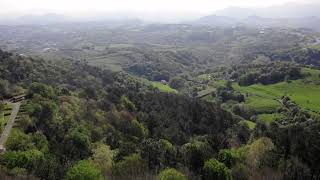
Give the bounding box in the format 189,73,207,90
0,0,318,22
1,0,317,14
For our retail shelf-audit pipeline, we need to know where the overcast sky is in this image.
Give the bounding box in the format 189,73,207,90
0,0,318,22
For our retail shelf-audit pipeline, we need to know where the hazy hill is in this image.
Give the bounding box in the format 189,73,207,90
215,3,320,19
194,15,237,26
195,15,320,31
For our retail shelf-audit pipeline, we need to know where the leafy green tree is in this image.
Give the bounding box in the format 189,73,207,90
32,131,49,153
141,139,177,169
239,73,257,86
281,157,311,180
158,168,187,180
245,137,274,170
159,139,177,167
218,149,242,168
91,143,114,176
1,149,44,171
6,129,34,151
120,95,136,112
129,119,148,139
169,77,185,89
202,159,232,180
18,114,35,132
112,154,148,177
29,82,55,99
31,100,58,128
66,160,102,180
34,154,65,180
63,126,91,160
0,79,10,98
181,140,212,173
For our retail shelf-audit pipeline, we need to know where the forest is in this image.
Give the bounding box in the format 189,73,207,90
0,22,320,180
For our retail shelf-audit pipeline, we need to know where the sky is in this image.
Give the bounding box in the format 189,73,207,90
0,0,318,22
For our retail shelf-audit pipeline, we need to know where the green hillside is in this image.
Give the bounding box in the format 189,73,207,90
233,68,320,113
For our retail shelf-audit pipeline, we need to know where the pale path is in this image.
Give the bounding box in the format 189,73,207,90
0,102,21,147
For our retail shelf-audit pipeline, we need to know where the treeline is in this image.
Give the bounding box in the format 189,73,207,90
271,47,320,67
238,65,301,86
213,62,303,86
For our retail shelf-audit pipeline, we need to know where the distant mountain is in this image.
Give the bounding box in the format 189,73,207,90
194,15,237,26
214,7,255,19
193,15,320,31
193,3,320,31
215,3,320,19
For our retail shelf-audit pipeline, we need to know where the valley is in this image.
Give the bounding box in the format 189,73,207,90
0,5,320,180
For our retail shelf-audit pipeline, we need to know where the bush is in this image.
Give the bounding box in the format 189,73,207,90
65,160,102,180
112,154,148,177
1,149,44,170
202,159,232,180
5,129,34,151
218,149,242,168
158,168,187,180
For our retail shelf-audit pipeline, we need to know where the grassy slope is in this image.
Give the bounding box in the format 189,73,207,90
244,120,256,130
257,113,286,124
233,68,320,113
0,104,13,133
245,96,281,114
151,82,178,93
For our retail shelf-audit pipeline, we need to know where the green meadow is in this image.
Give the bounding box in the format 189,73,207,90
233,68,320,113
257,113,286,124
151,82,178,94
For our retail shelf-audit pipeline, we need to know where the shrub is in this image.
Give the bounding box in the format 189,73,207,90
158,168,187,180
202,159,232,180
218,149,242,168
65,160,102,180
112,154,148,177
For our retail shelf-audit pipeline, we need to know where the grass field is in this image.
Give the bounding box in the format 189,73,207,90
241,120,256,130
151,82,178,93
87,56,123,72
233,68,320,113
245,96,281,114
257,113,286,124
